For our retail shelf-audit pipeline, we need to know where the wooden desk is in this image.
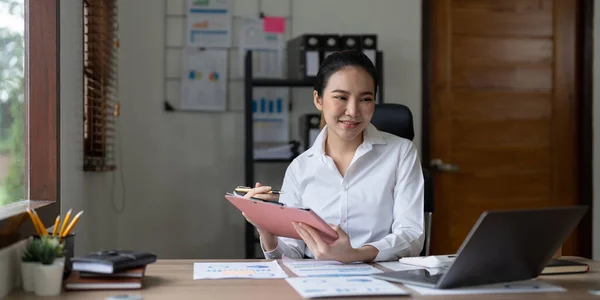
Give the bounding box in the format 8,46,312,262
7,257,600,299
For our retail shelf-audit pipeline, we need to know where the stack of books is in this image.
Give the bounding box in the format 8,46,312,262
64,250,157,290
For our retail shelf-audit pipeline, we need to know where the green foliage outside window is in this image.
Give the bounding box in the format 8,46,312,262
0,0,25,205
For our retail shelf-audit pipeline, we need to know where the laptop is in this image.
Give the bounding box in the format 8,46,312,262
372,206,587,289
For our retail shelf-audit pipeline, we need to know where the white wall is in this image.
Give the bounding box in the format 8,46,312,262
60,0,120,256
108,0,421,259
593,2,600,260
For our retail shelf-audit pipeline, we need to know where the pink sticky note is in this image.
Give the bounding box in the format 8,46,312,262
263,16,286,33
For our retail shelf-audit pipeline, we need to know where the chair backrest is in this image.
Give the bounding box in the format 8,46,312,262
371,103,415,141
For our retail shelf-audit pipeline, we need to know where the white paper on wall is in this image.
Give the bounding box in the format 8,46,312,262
252,87,289,143
186,0,232,48
180,48,228,111
237,17,284,78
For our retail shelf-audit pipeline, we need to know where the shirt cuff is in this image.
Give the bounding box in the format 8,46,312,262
260,236,283,259
364,240,396,262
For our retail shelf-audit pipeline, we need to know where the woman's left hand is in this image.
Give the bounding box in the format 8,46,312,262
293,222,377,263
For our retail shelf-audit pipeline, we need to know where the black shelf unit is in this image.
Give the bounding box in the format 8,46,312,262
243,50,384,259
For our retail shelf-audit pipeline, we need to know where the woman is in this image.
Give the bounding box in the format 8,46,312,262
244,50,424,263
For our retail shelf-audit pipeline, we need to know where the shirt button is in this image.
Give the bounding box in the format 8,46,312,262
344,186,349,191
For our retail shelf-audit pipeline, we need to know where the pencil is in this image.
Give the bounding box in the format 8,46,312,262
59,209,72,237
31,209,47,236
25,209,40,235
52,215,60,237
26,208,43,236
61,211,83,237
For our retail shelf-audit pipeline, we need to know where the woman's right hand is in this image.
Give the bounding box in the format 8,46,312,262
242,182,279,251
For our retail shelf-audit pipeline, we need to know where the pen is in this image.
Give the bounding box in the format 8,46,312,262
235,186,283,195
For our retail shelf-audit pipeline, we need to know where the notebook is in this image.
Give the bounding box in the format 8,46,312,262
64,271,143,290
71,250,157,274
541,259,589,275
79,266,146,278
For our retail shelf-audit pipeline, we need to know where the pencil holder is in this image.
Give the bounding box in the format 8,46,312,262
33,233,75,279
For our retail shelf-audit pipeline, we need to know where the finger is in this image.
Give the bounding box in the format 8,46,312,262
244,186,273,198
297,223,328,249
293,222,318,250
255,182,262,188
331,224,348,238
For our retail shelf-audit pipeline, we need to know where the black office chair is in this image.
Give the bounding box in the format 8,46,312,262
370,103,434,256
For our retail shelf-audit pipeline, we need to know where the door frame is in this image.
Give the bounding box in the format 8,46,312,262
420,0,595,258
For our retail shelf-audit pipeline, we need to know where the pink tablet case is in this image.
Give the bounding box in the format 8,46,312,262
225,194,338,244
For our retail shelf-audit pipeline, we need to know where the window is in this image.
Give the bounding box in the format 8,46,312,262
0,0,59,248
0,0,25,207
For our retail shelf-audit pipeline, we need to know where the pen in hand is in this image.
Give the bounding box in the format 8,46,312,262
235,186,283,195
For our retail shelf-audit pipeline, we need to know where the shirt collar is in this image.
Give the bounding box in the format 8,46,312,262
307,123,387,158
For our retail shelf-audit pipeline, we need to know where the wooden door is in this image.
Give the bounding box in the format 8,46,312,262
427,0,581,255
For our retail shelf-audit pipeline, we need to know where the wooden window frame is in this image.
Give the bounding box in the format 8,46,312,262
0,0,60,249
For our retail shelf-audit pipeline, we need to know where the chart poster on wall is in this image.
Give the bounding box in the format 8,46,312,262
252,87,289,143
187,0,232,48
180,48,228,111
237,17,284,78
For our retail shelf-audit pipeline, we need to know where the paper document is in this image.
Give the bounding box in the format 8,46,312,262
237,17,284,78
376,261,425,272
186,0,232,47
404,279,565,295
252,87,289,143
285,276,409,298
254,143,295,160
193,260,288,279
282,257,383,277
180,48,227,111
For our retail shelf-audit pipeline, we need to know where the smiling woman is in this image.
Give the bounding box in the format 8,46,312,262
0,0,59,248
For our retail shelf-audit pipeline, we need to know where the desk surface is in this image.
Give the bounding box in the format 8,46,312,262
7,257,600,299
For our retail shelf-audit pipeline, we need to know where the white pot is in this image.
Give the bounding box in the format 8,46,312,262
20,261,37,292
33,261,64,296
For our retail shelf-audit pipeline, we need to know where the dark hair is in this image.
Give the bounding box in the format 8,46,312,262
313,50,378,97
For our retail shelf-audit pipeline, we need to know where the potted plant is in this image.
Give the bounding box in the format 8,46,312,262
31,236,65,296
21,238,42,292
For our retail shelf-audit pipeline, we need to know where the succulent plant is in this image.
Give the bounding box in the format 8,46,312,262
22,236,65,265
22,239,42,262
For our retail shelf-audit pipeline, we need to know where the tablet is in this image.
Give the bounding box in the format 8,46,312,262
225,193,338,244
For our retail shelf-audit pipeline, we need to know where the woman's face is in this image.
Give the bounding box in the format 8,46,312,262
313,66,375,142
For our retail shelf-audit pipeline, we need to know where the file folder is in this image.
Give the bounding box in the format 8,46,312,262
340,35,362,51
320,34,340,60
300,114,321,151
361,34,378,65
287,34,321,79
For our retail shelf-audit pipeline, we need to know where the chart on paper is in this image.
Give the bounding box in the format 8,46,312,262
193,260,288,279
282,257,383,277
286,276,409,298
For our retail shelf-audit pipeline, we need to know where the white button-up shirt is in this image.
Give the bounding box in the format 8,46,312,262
262,123,425,261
